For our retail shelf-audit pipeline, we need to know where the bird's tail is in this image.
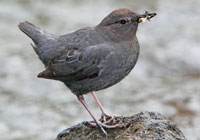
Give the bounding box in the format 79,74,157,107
18,21,56,66
18,21,48,45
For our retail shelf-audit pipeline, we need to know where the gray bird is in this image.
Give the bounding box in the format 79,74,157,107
18,8,156,135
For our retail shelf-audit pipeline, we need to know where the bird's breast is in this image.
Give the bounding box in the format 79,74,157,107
96,41,140,89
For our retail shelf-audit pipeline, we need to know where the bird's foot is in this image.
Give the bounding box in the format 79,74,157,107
99,113,114,123
90,121,124,128
89,114,124,133
91,121,108,136
89,120,124,136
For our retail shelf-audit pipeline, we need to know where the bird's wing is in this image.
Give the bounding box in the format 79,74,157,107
38,44,112,81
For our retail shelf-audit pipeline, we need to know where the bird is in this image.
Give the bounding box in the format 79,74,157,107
18,8,156,135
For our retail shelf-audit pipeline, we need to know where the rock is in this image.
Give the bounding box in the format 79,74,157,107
56,112,187,140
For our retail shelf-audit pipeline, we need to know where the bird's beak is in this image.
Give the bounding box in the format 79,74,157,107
138,11,157,23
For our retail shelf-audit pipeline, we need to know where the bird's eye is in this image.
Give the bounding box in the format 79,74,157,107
120,19,127,24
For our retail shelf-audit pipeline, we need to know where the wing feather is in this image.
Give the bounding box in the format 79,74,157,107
38,44,111,81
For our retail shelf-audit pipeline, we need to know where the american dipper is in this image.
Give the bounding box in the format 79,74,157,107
18,8,156,135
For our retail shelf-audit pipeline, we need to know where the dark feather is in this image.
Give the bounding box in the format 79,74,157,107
38,45,111,81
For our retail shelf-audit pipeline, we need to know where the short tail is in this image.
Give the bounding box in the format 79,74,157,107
18,21,46,44
18,21,56,66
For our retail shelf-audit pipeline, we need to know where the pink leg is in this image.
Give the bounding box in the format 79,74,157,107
77,95,107,136
90,91,116,123
90,91,107,116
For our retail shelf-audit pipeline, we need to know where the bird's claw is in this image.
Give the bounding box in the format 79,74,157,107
89,114,124,136
89,120,124,128
99,114,116,124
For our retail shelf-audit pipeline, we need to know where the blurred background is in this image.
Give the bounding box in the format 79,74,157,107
0,0,200,139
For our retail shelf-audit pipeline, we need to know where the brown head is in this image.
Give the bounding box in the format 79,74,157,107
96,8,156,41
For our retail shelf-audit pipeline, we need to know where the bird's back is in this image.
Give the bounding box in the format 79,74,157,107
18,21,102,67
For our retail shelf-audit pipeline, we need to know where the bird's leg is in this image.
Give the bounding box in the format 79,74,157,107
77,95,108,136
90,91,115,123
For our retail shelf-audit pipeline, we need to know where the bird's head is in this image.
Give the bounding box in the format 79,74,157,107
97,8,156,41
